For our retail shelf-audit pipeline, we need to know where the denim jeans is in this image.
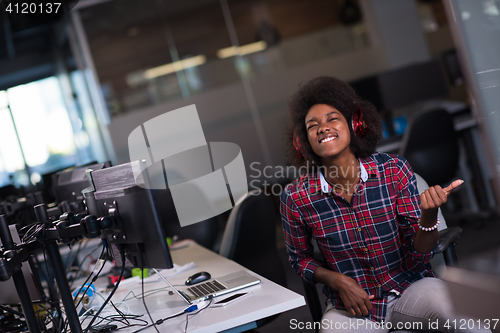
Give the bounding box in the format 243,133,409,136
319,278,492,333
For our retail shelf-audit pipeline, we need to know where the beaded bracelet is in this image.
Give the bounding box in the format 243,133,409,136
418,218,440,231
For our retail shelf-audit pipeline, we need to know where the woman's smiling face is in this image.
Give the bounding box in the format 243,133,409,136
305,104,353,161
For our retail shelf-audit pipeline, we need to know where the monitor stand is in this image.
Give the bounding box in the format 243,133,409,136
153,268,192,305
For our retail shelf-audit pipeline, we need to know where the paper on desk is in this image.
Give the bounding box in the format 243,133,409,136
141,262,196,283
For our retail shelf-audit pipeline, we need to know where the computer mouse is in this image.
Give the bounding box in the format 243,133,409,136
185,271,211,285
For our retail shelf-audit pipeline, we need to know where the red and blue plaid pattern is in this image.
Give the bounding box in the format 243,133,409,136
280,152,436,322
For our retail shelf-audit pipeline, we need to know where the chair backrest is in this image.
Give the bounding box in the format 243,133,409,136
153,189,220,251
219,189,287,287
399,108,459,186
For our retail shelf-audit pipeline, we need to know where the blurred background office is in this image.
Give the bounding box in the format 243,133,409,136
1,0,500,329
0,0,476,183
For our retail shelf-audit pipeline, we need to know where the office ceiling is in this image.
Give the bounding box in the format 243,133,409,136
0,0,223,89
0,4,61,90
0,20,58,90
0,21,53,59
0,0,80,89
79,0,221,38
0,0,351,90
0,0,84,60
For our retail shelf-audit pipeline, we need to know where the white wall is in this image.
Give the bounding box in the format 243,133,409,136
361,0,430,69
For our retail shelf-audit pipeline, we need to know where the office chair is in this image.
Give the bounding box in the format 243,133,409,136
399,108,459,187
153,189,221,251
399,107,486,219
163,216,221,251
300,173,463,332
219,189,287,327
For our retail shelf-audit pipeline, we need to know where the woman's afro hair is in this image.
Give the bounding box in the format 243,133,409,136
285,76,382,170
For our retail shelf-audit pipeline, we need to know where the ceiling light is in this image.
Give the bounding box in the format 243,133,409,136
217,41,267,59
144,55,207,79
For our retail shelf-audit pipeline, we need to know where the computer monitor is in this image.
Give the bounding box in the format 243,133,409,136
40,166,71,205
377,59,449,110
51,161,111,214
349,59,449,137
85,161,174,269
350,59,449,110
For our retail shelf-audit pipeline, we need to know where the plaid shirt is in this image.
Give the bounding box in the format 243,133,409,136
280,152,436,322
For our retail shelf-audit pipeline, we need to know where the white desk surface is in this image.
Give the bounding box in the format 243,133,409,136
82,240,305,333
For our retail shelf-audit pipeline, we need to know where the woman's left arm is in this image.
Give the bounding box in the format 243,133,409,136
414,179,463,254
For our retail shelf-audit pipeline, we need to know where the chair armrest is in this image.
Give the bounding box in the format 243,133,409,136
436,227,463,254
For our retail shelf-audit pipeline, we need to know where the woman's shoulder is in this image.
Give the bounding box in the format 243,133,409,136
368,151,407,164
365,152,411,170
362,152,414,184
369,152,414,187
281,173,313,197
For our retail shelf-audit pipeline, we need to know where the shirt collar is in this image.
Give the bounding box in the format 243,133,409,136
316,159,369,194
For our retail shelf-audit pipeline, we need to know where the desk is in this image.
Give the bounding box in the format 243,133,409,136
440,248,500,331
83,240,305,333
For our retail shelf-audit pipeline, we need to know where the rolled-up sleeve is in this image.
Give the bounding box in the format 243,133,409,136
395,159,436,263
280,185,322,284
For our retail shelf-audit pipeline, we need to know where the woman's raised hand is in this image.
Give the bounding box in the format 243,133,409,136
420,179,463,213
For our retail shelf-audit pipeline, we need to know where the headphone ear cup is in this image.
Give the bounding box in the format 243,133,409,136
293,131,305,159
352,104,367,138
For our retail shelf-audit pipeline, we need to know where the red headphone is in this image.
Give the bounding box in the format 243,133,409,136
352,102,367,138
293,131,305,159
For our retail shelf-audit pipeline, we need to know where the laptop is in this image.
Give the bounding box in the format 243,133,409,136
154,269,260,305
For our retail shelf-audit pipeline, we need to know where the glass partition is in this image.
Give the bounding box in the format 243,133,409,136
78,0,369,115
444,0,500,165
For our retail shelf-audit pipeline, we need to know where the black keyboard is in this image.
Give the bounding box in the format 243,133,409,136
187,280,227,298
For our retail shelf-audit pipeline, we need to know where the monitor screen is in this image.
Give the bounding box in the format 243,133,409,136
0,185,19,201
349,75,384,111
349,59,449,111
378,59,449,110
40,165,74,205
52,161,111,213
86,161,173,269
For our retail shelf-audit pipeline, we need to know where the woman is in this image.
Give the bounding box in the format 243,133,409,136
280,76,487,332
